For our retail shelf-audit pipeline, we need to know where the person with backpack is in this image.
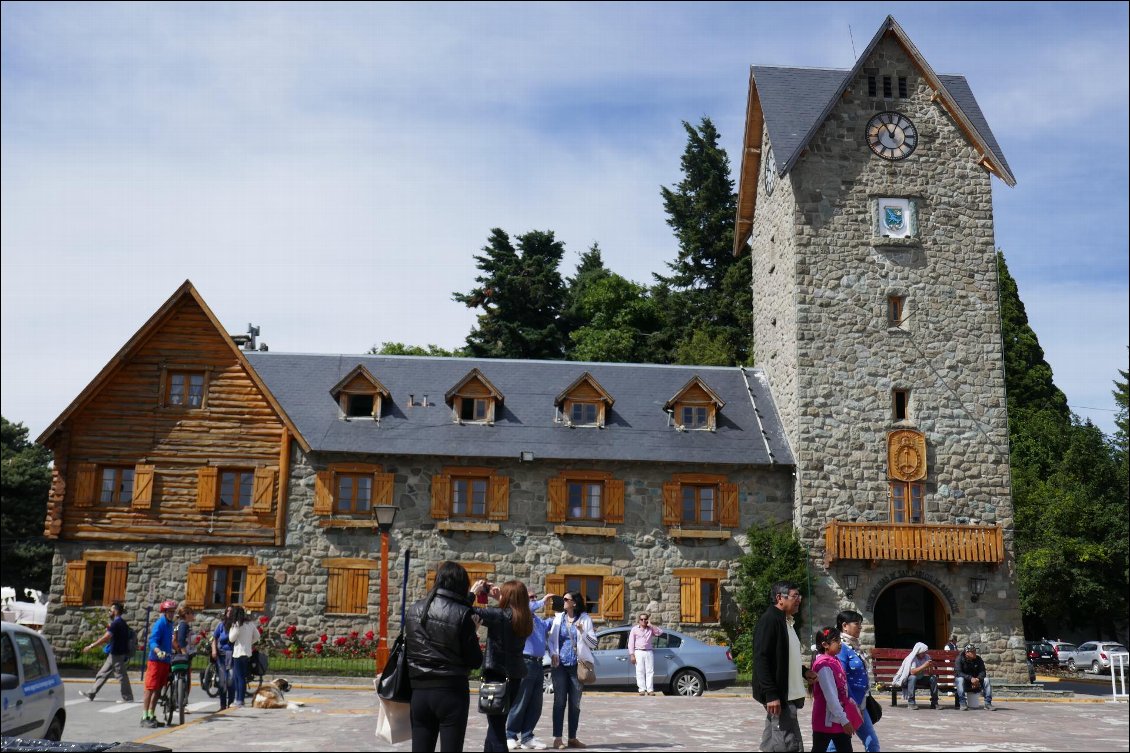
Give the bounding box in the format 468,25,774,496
80,601,134,703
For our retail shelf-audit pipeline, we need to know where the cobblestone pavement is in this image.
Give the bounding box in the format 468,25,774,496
118,687,1128,752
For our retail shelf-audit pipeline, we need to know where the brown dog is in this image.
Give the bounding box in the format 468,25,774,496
251,678,293,709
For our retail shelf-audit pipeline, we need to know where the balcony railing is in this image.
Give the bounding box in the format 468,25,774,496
824,521,1004,565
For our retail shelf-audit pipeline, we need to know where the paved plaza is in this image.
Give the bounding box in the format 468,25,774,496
55,681,1130,752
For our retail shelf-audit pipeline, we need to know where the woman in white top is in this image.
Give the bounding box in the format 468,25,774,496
546,591,597,750
227,606,257,708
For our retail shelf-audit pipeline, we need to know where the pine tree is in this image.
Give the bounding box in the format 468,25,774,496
655,117,752,365
454,228,568,360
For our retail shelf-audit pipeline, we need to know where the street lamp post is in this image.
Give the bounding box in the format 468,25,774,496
375,504,398,673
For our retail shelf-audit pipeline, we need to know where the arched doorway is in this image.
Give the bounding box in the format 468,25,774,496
873,581,950,649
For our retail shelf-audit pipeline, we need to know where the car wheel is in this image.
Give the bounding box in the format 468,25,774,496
1067,658,1076,672
1092,660,1101,675
45,712,65,742
670,669,705,697
543,668,553,694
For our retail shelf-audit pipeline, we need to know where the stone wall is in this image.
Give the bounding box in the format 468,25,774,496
45,446,793,652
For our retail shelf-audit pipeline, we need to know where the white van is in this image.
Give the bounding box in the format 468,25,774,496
1,621,66,740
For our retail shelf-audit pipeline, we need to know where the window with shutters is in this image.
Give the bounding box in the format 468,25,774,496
430,467,509,525
568,481,602,521
63,552,136,607
186,556,267,610
890,481,925,524
546,472,623,531
545,567,623,622
663,474,739,532
313,463,394,520
675,569,725,624
324,559,376,614
161,368,209,409
425,562,494,595
99,466,135,506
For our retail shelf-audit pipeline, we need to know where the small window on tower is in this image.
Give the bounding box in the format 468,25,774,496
893,389,910,421
898,76,908,98
868,75,877,97
887,296,906,328
883,76,893,98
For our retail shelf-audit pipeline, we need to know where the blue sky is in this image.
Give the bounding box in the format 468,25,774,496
2,2,1127,438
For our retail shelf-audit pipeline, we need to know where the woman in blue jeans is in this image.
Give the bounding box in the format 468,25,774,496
831,610,879,752
210,606,235,710
547,591,596,750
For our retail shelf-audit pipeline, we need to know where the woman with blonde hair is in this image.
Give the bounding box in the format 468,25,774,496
472,578,535,752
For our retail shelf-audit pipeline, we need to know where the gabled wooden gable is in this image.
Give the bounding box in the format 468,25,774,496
664,376,725,412
554,372,614,428
444,368,504,424
330,365,391,418
444,368,503,404
554,372,615,408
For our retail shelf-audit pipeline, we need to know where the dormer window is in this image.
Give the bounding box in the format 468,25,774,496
446,369,503,425
555,373,614,429
330,365,390,421
665,376,725,432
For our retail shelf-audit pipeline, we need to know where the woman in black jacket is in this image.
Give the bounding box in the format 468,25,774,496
405,561,484,752
472,579,534,753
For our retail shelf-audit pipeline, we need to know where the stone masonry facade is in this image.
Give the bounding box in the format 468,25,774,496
749,36,1025,680
46,446,793,650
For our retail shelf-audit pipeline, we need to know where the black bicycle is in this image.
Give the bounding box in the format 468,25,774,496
158,654,192,726
200,650,264,698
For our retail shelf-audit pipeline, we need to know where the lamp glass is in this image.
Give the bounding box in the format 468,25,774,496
970,577,987,595
844,573,859,591
375,505,398,530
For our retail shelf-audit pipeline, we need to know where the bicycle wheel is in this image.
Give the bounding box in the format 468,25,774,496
176,674,188,726
200,662,218,698
160,682,174,726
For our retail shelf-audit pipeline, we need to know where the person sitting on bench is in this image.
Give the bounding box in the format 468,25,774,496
955,644,994,711
892,642,938,709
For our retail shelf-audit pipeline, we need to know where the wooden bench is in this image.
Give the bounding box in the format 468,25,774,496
872,648,960,707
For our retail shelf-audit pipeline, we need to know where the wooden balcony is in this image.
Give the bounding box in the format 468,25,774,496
824,521,1004,567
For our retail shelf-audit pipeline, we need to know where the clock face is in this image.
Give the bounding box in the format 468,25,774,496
763,147,777,196
866,111,918,161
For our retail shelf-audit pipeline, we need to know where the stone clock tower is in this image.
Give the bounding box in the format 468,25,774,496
734,16,1025,678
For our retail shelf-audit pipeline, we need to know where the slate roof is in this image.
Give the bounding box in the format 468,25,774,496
244,352,794,468
753,65,1012,182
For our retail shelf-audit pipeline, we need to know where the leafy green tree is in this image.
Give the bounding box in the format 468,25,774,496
368,342,462,357
728,523,808,673
454,228,568,360
1,417,53,595
1113,359,1128,480
655,117,752,365
566,257,663,363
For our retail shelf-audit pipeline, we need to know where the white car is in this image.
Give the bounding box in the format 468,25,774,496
1,621,66,741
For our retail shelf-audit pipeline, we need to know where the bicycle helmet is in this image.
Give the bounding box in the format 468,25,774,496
160,599,178,611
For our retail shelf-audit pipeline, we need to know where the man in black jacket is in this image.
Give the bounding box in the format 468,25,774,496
752,581,813,752
955,644,994,711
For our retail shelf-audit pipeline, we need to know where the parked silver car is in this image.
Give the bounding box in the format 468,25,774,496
543,626,737,696
1070,641,1128,674
1045,640,1078,668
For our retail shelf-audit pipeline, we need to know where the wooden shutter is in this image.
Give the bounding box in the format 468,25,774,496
63,561,87,605
314,470,335,515
719,482,739,527
252,467,277,513
430,474,451,519
245,565,268,610
373,472,395,505
680,577,700,623
601,576,625,621
425,570,436,594
105,561,129,604
547,477,566,523
186,564,209,610
132,464,155,510
74,463,98,508
662,481,681,526
347,569,369,614
544,574,566,617
196,467,219,511
604,479,625,524
488,475,509,521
